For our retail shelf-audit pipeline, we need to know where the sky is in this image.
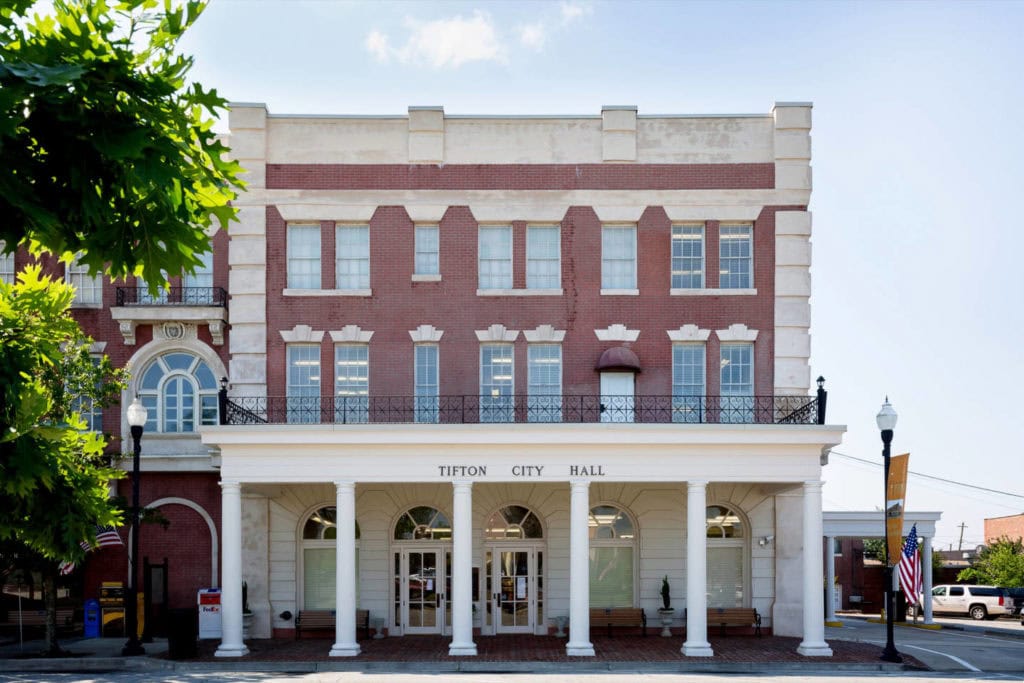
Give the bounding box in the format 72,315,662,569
173,0,1024,552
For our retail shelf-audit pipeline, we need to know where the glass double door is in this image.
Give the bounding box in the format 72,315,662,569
394,547,451,635
488,546,543,634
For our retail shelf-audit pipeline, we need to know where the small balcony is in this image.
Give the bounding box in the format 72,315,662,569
220,394,825,426
111,287,229,346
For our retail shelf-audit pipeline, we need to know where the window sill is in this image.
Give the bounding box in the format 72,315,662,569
71,301,104,309
600,289,640,296
670,288,757,296
283,288,373,297
412,274,442,282
476,288,564,296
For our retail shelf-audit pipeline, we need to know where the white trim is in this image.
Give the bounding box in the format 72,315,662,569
523,325,566,343
280,324,325,343
283,288,372,297
475,324,519,343
716,323,759,342
409,325,444,343
411,274,442,282
477,288,564,296
666,325,711,342
329,325,374,343
671,288,757,296
594,324,640,342
600,289,640,296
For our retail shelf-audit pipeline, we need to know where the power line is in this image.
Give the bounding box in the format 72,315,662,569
830,449,1024,501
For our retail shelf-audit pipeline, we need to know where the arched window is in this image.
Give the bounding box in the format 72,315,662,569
393,506,452,540
589,504,636,608
485,505,543,540
706,504,746,608
301,506,360,609
137,352,219,432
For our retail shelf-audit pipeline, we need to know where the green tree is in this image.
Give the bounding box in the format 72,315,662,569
957,537,1024,587
0,267,128,653
0,0,243,289
862,538,885,560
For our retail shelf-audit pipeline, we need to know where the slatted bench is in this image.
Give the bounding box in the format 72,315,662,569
705,607,761,637
294,609,370,640
589,607,646,637
0,608,75,633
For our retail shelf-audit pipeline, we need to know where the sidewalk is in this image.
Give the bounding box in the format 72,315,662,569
0,633,924,675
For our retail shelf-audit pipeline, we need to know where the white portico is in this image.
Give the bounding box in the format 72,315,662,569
203,421,844,658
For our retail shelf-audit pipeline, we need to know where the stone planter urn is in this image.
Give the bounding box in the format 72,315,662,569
657,608,674,637
242,612,254,639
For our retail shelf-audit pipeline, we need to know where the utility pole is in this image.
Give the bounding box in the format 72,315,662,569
957,522,967,552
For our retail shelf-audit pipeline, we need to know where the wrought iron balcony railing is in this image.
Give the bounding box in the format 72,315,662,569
219,394,824,426
116,287,228,307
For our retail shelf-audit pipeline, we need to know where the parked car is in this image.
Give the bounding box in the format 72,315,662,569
1005,587,1024,616
914,584,1014,620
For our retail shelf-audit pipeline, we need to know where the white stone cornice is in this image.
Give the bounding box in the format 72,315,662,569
595,324,640,342
666,325,711,342
280,324,324,343
329,325,374,343
523,324,566,343
409,324,444,343
475,324,519,343
716,323,758,342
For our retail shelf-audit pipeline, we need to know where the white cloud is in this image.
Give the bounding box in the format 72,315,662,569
560,1,592,25
365,11,507,69
518,22,546,51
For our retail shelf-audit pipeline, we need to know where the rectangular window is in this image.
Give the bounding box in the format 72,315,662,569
184,250,215,304
589,547,634,608
672,344,706,423
67,254,102,305
336,225,370,290
287,344,321,424
0,242,13,284
288,223,321,289
719,223,752,289
334,344,368,423
526,225,560,289
720,343,753,423
480,343,513,422
70,356,103,432
415,224,439,276
478,225,512,290
671,225,704,289
527,344,561,422
601,225,637,290
414,344,439,423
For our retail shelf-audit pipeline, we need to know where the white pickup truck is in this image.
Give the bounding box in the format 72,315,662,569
915,584,1015,620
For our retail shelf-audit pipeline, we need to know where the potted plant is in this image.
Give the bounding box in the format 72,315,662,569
658,576,674,636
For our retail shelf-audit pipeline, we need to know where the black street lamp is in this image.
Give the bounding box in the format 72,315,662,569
123,397,148,656
876,397,902,664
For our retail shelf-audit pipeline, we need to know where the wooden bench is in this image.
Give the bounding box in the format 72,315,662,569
704,607,761,637
589,607,646,637
0,608,75,633
294,609,370,640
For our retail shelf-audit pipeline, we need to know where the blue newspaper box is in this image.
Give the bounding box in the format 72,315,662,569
83,598,101,638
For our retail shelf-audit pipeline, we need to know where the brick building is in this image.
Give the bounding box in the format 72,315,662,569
985,513,1024,543
7,102,846,658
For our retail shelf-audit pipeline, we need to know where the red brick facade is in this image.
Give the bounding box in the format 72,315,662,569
985,513,1024,543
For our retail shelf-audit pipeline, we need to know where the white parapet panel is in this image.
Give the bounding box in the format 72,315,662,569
775,267,812,298
775,210,812,236
229,323,268,354
775,327,811,358
774,358,812,395
232,205,269,236
775,298,811,327
229,103,268,131
227,235,267,267
776,235,811,267
228,266,266,295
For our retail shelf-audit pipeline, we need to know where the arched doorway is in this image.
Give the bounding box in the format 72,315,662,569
706,504,749,608
391,506,452,636
484,505,545,635
299,506,361,610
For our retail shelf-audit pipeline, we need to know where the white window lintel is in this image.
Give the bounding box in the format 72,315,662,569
475,324,519,343
667,325,712,342
409,324,444,343
329,325,374,343
523,324,566,343
716,323,759,342
280,324,325,343
594,324,640,342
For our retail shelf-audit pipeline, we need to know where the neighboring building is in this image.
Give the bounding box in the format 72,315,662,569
62,102,844,659
985,513,1024,543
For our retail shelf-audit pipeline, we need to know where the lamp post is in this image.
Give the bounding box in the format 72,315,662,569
123,397,148,656
876,398,902,663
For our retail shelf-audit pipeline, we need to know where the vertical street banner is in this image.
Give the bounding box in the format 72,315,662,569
886,453,910,563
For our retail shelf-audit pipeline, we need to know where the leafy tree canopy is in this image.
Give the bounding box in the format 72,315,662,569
0,266,127,561
957,537,1024,587
0,0,243,289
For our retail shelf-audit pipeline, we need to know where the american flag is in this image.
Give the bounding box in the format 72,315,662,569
57,525,124,575
898,524,922,602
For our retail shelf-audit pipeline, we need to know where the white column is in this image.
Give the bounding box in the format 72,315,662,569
683,480,713,657
449,480,477,656
825,535,837,623
215,481,249,657
922,534,934,624
329,481,360,656
797,480,832,656
566,479,594,656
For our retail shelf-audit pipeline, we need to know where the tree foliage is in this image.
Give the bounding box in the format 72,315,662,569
0,0,243,289
957,537,1024,587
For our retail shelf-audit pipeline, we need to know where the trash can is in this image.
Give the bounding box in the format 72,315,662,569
83,599,101,639
166,608,198,660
